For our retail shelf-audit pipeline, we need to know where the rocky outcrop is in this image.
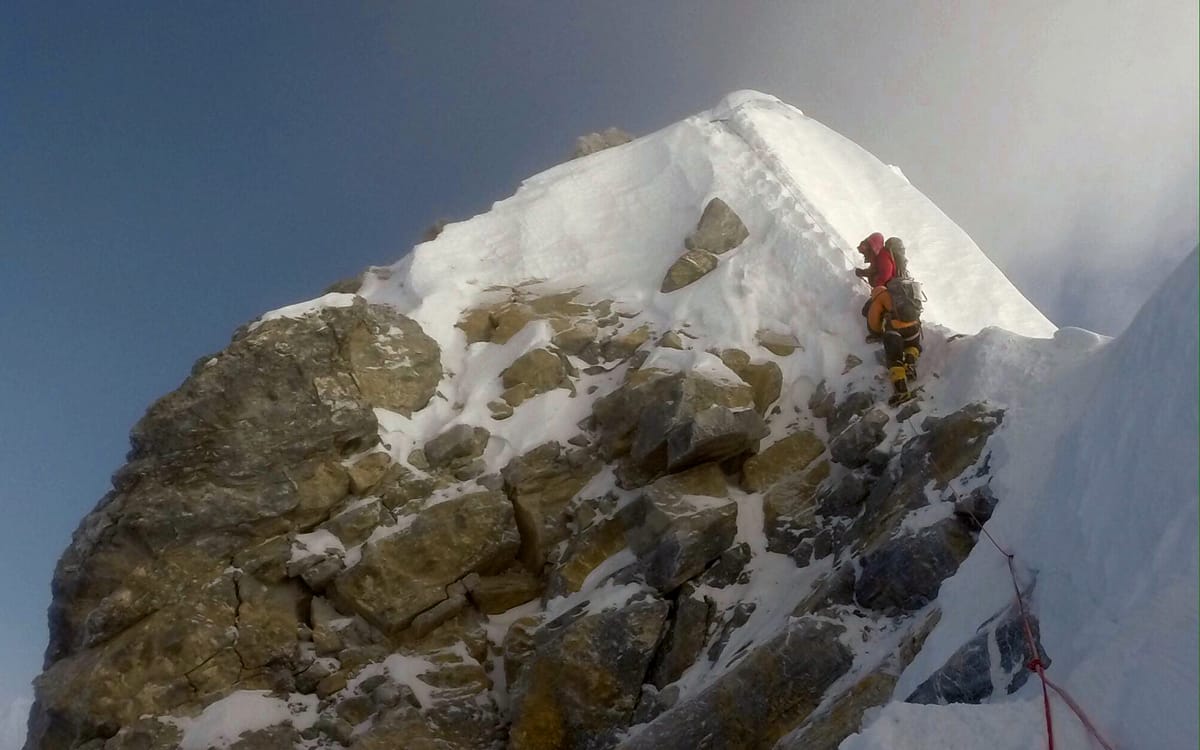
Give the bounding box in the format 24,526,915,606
660,198,749,292
617,618,853,750
29,300,442,750
30,258,1023,750
328,489,520,634
509,591,669,750
572,127,634,158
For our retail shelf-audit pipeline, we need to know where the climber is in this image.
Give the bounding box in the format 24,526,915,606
866,276,924,405
853,232,896,288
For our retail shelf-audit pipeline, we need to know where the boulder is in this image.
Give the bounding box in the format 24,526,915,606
544,514,631,598
718,349,782,415
619,464,738,593
328,490,519,634
741,430,825,492
502,442,603,569
423,424,490,470
572,127,634,158
954,485,1000,527
466,567,544,614
854,517,975,613
684,198,749,255
763,460,832,560
649,590,712,688
508,591,670,750
827,390,875,437
662,405,768,474
502,348,569,400
616,617,853,750
907,604,1049,704
757,329,801,357
346,451,392,494
660,250,718,293
829,408,890,468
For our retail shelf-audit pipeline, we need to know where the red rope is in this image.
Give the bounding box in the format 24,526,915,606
965,509,1118,750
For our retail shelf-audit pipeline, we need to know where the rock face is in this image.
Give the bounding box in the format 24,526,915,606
617,618,853,750
29,267,1021,750
572,127,634,158
28,300,442,750
509,591,669,750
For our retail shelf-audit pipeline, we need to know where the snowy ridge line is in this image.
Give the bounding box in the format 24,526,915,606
715,99,859,269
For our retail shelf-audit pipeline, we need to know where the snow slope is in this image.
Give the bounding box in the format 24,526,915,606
855,248,1199,749
252,91,1194,749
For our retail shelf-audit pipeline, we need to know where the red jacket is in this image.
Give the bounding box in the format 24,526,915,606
869,249,896,287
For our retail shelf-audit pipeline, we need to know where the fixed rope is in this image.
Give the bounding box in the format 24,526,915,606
964,507,1117,750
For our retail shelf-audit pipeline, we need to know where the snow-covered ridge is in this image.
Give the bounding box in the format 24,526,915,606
356,89,1054,357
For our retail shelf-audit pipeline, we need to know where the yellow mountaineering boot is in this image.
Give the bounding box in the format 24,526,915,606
888,365,916,406
904,346,920,380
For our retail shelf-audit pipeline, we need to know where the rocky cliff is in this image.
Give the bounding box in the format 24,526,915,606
27,91,1062,749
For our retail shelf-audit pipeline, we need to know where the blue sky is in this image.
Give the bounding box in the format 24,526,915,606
1,0,1196,734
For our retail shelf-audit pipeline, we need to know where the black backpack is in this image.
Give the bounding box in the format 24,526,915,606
887,277,924,322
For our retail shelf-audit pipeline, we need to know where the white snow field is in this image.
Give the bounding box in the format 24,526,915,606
247,91,1195,749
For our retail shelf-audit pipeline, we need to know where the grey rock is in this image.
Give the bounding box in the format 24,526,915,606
663,405,768,473
954,485,1000,528
502,442,603,569
854,518,975,614
828,391,875,436
908,604,1049,704
424,424,490,469
572,127,634,158
616,618,852,750
684,198,749,255
816,469,872,518
619,464,738,593
660,249,719,293
650,590,712,688
829,408,890,468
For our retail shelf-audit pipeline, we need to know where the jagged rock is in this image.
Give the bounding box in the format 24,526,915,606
657,331,685,350
684,198,749,255
502,442,603,569
572,127,634,158
503,615,543,690
346,451,392,494
601,324,652,361
552,320,600,355
502,348,569,400
544,514,630,598
102,718,181,750
465,566,544,614
854,518,975,613
619,464,737,592
328,490,519,634
718,349,782,415
695,542,752,588
649,590,712,688
954,485,1000,527
662,406,768,475
763,459,832,560
921,403,1005,487
508,591,669,750
631,684,679,726
423,424,490,469
828,390,875,436
227,724,301,749
815,468,872,518
757,329,801,356
829,407,890,468
488,399,514,420
908,604,1049,704
808,380,835,419
843,354,863,373
742,430,825,492
616,617,853,750
706,601,756,663
233,575,305,672
319,497,388,547
660,249,719,293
